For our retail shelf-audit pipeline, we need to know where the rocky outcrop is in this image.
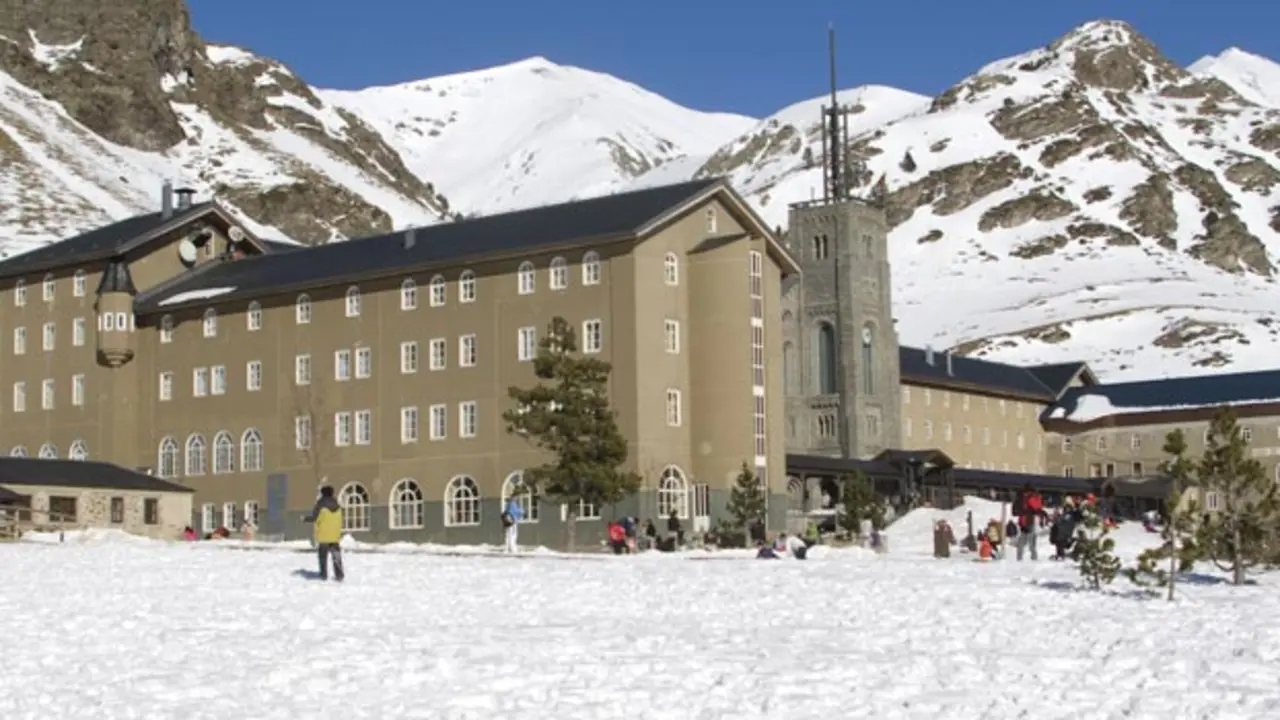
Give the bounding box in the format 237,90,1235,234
217,180,392,244
699,121,801,177
1118,173,1177,242
978,191,1075,231
1224,156,1280,194
883,153,1031,227
990,88,1098,142
1009,234,1069,259
1171,163,1273,274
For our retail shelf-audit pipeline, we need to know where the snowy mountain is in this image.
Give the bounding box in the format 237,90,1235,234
1190,47,1280,108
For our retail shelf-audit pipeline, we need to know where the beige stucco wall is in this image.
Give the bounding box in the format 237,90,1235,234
4,483,192,539
900,383,1048,472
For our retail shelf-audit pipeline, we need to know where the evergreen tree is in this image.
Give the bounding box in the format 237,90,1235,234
1071,499,1121,589
724,463,768,545
838,472,881,539
1127,429,1201,600
503,316,641,550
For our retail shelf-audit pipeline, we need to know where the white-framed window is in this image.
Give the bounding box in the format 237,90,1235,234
243,501,260,529
193,367,209,397
1130,434,1142,450
429,275,446,307
517,326,537,362
355,410,373,445
41,379,54,410
429,338,446,370
38,443,57,459
444,476,481,527
159,315,173,343
459,270,477,303
42,273,55,302
664,319,680,354
9,446,26,457
213,431,236,474
202,308,217,338
582,319,603,353
13,279,26,307
459,334,477,367
663,252,679,285
665,389,682,427
400,278,418,310
1242,426,1254,443
549,257,568,290
73,270,86,297
355,347,372,379
185,434,207,476
158,372,173,401
400,406,419,443
389,479,424,529
295,294,312,324
705,207,718,233
294,415,312,450
339,483,371,532
429,404,447,440
582,251,601,285
459,401,478,438
42,322,55,351
335,349,352,381
1204,491,1220,512
71,374,85,406
72,317,85,347
201,503,215,533
13,326,25,355
295,354,311,385
576,499,601,520
334,411,353,446
157,437,179,478
12,382,24,413
246,360,262,391
501,471,539,523
517,261,535,295
658,466,690,518
241,428,264,471
211,365,226,395
246,301,262,331
400,341,418,374
345,286,361,317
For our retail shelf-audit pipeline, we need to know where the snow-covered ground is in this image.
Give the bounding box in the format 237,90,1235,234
3,510,1278,718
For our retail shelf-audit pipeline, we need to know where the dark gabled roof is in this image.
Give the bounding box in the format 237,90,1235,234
1026,362,1096,395
96,261,137,295
0,203,217,278
873,448,955,469
135,178,727,312
261,239,303,253
0,458,194,493
0,485,23,503
944,467,1096,495
899,346,1058,401
785,453,902,478
1041,368,1280,424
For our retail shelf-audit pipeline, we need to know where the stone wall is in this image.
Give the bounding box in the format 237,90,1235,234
10,484,191,539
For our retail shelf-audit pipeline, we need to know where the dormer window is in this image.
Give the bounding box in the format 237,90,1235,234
663,252,679,286
459,271,476,303
13,280,25,307
582,251,600,286
295,294,311,324
73,270,86,297
345,286,361,317
202,308,217,338
517,262,535,295
42,274,55,302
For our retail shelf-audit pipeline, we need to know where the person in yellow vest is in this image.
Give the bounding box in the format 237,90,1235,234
304,485,345,582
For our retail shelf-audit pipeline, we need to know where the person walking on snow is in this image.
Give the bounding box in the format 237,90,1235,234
304,485,345,582
501,498,523,553
1013,484,1049,561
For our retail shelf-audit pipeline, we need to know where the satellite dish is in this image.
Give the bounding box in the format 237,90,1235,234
228,226,246,243
177,239,198,264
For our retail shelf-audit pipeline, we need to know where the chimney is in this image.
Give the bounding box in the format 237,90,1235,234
925,344,935,366
402,227,417,249
945,350,954,376
174,187,195,210
160,180,174,219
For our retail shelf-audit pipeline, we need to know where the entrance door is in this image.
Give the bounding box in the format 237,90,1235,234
265,473,288,536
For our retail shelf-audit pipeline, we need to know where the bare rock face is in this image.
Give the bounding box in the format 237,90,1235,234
990,87,1098,142
1119,173,1177,242
1224,156,1280,194
978,191,1076,231
883,153,1031,227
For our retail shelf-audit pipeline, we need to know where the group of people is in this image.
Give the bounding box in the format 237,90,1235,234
963,485,1104,562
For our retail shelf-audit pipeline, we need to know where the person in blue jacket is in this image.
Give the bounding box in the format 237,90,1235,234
501,498,523,553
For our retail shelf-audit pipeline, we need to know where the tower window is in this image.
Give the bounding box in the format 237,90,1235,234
812,234,829,260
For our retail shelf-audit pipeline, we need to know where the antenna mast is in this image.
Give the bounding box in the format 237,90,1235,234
822,24,849,203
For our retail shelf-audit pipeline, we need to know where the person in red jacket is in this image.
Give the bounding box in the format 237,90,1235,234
1012,484,1049,561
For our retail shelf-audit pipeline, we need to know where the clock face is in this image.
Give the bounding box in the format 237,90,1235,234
861,327,872,343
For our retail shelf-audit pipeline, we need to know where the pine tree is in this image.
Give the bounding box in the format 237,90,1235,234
838,471,881,539
1071,500,1121,589
724,463,768,546
503,316,642,551
1127,429,1201,600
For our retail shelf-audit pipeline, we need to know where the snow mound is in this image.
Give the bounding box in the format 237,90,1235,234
21,528,161,545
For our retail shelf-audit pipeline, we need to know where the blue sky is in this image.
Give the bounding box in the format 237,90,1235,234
189,0,1278,118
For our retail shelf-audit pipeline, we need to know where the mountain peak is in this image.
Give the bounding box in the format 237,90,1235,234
1188,46,1280,106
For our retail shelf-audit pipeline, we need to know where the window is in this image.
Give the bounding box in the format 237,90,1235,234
72,317,85,346
1062,437,1073,452
400,342,418,374
9,446,25,457
73,269,86,297
144,498,159,525
576,499,601,520
693,483,711,519
295,294,312,324
14,279,25,307
334,412,353,446
1132,461,1144,476
582,251,601,285
963,426,972,444
663,252,679,285
241,429,264,471
108,497,124,524
429,404,447,440
1130,434,1142,450
201,503,215,533
754,395,767,456
355,347,372,379
243,501,259,529
816,322,837,394
157,437,179,478
345,286,361,317
41,379,54,410
665,389,682,426
159,315,173,343
295,354,311,385
459,401,478,438
705,207,718,234
1097,435,1108,451
549,257,568,290
459,270,476,303
812,234,829,260
39,443,57,459
355,410,373,445
185,434,207,476
501,471,539,523
13,326,25,355
459,334,477,367
982,427,991,445
1242,426,1254,443
202,308,217,338
517,261,536,294
429,275,446,306
42,273,55,301
582,319,602,353
339,483,370,532
517,326,536,362
295,415,312,450
12,382,24,413
903,418,913,437
664,319,680,354
444,476,481,526
860,324,874,394
71,374,84,406
400,406,419,443
211,365,226,395
389,479,424,529
335,349,352,381
750,326,765,387
816,414,837,438
1204,491,1220,511
1016,432,1025,450
923,420,934,440
42,322,55,351
657,466,689,518
429,338,446,370
245,360,264,391
213,431,235,474
400,278,418,310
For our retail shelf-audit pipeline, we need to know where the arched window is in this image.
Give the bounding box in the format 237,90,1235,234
429,274,447,307
501,471,539,523
73,269,87,297
400,278,418,310
657,465,689,519
42,272,55,301
817,322,837,395
861,323,874,394
458,270,476,303
202,308,217,338
240,428,264,472
68,439,88,461
185,433,207,476
246,301,262,331
212,431,235,474
581,251,601,285
663,252,679,286
444,475,481,527
549,257,568,290
157,437,179,478
783,341,798,396
389,478,424,529
339,482,371,532
38,443,57,459
160,315,174,343
517,261,536,295
295,293,312,324
10,445,27,458
344,286,361,317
